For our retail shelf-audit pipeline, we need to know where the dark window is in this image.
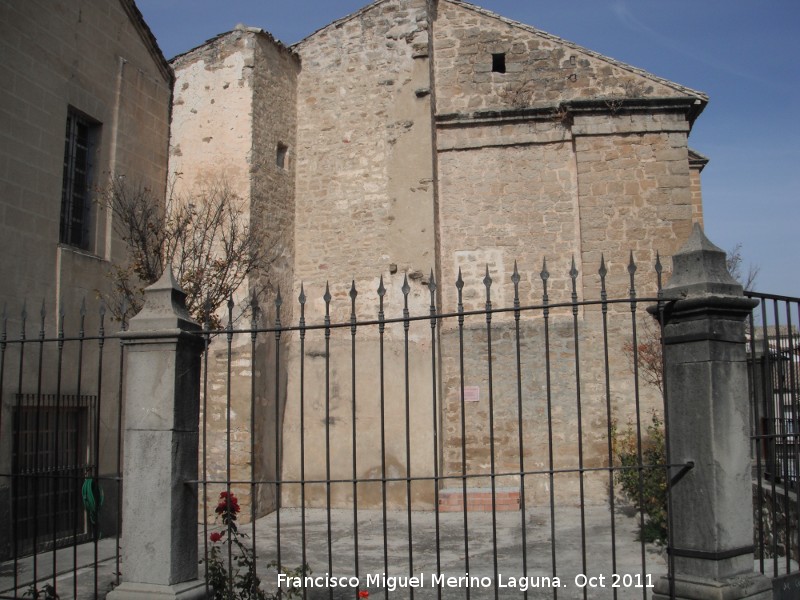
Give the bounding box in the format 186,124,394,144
492,53,506,74
12,394,95,554
60,110,98,250
276,143,288,169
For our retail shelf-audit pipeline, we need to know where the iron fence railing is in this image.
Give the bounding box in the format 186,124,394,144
0,303,125,599
193,255,678,600
747,291,800,578
3,260,793,598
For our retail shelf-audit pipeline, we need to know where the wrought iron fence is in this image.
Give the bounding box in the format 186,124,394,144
3,256,790,598
748,291,800,578
195,255,676,600
0,303,124,599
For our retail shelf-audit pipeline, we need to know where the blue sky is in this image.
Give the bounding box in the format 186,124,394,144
137,0,800,297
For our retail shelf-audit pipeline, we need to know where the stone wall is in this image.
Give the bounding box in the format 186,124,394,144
165,0,706,513
0,0,170,324
432,0,689,116
282,0,439,508
429,1,699,504
0,0,171,560
170,28,301,519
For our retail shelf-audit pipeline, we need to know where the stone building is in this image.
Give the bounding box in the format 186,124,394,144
169,0,709,517
0,0,172,559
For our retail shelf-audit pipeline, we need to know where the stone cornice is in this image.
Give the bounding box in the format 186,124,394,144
436,97,701,129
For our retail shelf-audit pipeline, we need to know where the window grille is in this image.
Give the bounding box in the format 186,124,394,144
59,109,97,250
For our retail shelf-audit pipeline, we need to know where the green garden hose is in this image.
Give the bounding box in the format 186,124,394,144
81,477,104,526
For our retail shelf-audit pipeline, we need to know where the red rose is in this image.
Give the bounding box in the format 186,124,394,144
358,591,369,598
215,491,241,515
210,531,224,543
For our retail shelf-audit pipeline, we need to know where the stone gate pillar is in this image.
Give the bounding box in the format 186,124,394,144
653,224,769,600
108,268,206,600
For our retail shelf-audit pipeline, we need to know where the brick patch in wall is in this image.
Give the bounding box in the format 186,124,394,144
438,487,520,512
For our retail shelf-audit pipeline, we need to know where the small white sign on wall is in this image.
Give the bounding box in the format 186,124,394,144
463,386,480,402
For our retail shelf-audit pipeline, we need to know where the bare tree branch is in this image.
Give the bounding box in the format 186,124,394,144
101,177,272,328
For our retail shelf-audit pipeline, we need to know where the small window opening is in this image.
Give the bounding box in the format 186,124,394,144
276,143,288,169
492,53,506,74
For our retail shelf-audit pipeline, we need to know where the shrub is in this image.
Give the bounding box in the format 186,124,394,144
204,491,306,599
612,413,668,545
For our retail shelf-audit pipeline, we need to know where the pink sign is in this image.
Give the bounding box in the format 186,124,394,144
463,386,480,402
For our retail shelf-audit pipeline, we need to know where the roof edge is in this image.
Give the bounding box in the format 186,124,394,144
443,0,709,106
291,0,389,49
122,0,173,84
170,25,298,66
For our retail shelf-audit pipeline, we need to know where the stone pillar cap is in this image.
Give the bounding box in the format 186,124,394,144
127,265,200,333
663,223,743,299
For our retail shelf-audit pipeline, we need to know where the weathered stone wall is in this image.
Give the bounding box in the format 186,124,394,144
432,0,688,116
282,0,439,507
171,29,258,519
170,28,300,519
292,0,434,314
573,113,693,295
430,0,697,504
166,0,706,514
250,33,300,515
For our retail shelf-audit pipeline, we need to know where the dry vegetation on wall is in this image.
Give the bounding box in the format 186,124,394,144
101,177,271,328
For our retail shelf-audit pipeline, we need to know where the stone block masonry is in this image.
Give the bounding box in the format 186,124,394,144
166,0,709,515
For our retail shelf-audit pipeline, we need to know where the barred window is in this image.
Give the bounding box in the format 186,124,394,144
60,109,99,250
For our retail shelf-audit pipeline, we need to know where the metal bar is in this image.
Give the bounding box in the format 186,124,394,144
11,304,28,595
202,304,211,597
780,299,799,570
50,305,65,596
116,309,128,587
32,302,45,590
428,272,442,600
772,299,791,574
569,259,588,600
764,298,784,577
540,260,558,600
198,295,664,337
73,303,85,600
794,301,800,568
456,269,470,600
753,295,778,576
511,262,528,600
186,461,695,486
377,277,390,599
93,302,107,598
482,267,499,600
274,291,283,592
225,296,234,597
298,286,308,600
323,284,333,600
349,283,360,595
250,295,260,590
599,256,618,600
748,300,766,575
401,275,414,600
627,254,648,600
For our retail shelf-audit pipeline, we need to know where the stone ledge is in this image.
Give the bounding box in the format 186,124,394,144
107,579,206,600
438,487,520,512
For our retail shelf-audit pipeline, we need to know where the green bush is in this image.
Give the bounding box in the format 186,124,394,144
612,413,668,545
